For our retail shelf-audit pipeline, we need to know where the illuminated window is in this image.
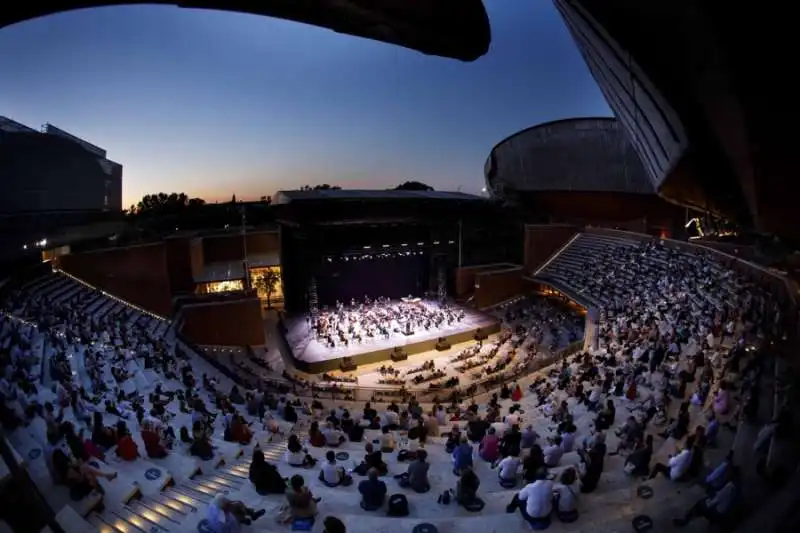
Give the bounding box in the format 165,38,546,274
197,279,244,294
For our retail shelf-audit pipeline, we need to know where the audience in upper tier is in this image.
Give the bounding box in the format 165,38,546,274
0,231,791,531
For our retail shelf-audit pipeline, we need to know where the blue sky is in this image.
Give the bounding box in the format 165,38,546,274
0,1,610,206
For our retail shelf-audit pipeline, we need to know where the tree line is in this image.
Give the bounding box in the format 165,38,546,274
129,182,434,216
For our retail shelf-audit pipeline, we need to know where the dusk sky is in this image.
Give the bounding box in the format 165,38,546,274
0,1,610,207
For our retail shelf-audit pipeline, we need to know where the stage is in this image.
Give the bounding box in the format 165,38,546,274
279,300,502,373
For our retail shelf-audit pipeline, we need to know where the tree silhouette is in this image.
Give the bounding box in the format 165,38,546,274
395,181,434,191
299,184,341,191
130,192,205,216
254,269,281,309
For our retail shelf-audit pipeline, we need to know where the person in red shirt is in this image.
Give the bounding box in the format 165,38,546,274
141,421,168,459
115,421,140,461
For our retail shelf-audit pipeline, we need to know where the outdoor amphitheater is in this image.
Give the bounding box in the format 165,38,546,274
2,223,795,533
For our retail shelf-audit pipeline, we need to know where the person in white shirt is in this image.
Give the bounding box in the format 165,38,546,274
552,467,580,522
496,453,521,484
544,436,565,467
587,386,601,410
322,422,346,447
648,436,695,481
318,450,344,486
508,476,554,528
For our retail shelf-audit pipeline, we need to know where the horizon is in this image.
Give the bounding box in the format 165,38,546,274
0,1,610,207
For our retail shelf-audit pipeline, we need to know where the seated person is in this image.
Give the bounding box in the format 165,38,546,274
358,468,387,511
624,434,653,477
285,434,316,468
496,452,521,484
323,422,346,447
249,448,287,495
455,466,480,506
673,472,738,528
523,445,548,484
615,416,643,454
379,426,395,453
308,421,327,448
704,451,735,492
579,432,607,493
444,426,461,454
190,420,214,460
543,436,565,468
507,474,553,529
53,450,117,500
560,423,577,453
230,415,253,445
91,412,117,450
141,420,169,459
355,443,387,476
115,421,139,461
452,436,473,474
594,400,616,431
286,475,319,520
318,450,350,487
521,425,539,449
206,494,265,532
552,468,579,523
395,449,430,492
649,436,695,482
479,427,501,462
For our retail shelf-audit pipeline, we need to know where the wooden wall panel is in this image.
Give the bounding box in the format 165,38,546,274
180,297,265,346
474,267,525,308
202,231,280,264
454,263,516,297
523,225,578,273
56,242,173,316
165,238,194,295
189,238,205,281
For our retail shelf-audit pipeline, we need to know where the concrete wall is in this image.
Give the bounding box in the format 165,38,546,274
56,242,173,316
180,296,265,346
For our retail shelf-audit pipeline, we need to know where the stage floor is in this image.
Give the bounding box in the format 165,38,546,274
282,300,500,373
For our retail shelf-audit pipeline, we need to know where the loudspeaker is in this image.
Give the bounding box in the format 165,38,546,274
391,347,408,362
474,328,488,341
435,336,451,351
340,357,357,372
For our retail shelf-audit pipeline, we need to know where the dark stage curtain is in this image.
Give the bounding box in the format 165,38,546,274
317,255,426,306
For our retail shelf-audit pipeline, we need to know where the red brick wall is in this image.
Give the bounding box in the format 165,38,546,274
56,243,173,316
180,297,265,346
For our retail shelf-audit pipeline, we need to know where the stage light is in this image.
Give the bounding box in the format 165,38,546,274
417,242,424,246
448,240,455,244
401,243,408,247
382,244,389,248
433,241,440,245
363,245,371,249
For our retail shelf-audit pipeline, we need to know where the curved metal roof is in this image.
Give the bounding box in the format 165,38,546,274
0,1,490,62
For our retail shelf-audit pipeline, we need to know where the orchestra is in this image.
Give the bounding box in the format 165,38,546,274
309,295,466,349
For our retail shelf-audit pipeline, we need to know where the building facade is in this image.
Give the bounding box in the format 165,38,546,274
0,117,122,213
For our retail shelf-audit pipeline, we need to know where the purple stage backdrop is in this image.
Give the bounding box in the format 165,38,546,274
317,254,427,306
